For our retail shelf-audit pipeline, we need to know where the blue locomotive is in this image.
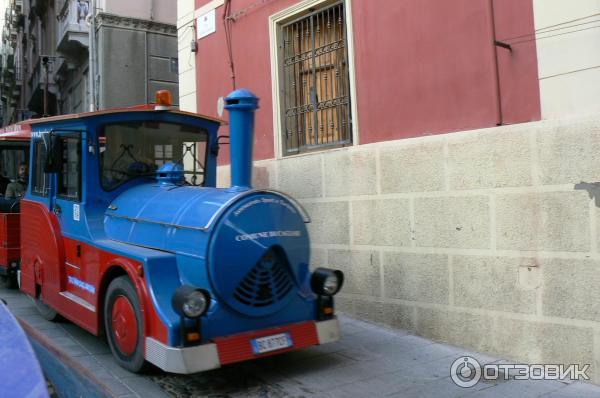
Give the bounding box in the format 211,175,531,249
14,89,344,373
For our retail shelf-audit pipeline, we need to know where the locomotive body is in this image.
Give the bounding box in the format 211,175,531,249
16,90,343,373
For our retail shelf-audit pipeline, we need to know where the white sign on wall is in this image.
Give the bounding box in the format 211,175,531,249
197,9,216,40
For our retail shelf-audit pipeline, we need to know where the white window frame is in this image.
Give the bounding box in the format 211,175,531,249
269,0,359,159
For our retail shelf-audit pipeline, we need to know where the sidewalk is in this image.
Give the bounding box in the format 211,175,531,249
2,285,599,398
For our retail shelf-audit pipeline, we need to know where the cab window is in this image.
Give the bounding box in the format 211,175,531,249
98,121,208,191
32,140,49,197
57,134,81,201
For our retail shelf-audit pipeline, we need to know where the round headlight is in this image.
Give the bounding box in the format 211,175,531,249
172,285,211,319
323,274,340,295
311,268,344,296
183,290,208,318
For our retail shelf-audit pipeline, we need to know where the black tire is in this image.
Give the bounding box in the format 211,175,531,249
2,273,18,289
33,292,62,321
104,276,149,373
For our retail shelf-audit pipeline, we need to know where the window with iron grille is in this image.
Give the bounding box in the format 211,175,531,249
279,1,352,155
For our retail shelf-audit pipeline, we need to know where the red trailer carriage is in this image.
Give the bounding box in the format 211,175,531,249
0,123,31,288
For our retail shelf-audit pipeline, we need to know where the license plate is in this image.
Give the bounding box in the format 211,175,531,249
251,332,293,354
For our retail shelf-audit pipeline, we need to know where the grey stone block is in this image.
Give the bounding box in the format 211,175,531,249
353,298,384,324
448,126,532,189
324,149,376,197
216,165,230,188
352,199,411,246
252,160,276,189
335,294,354,315
278,154,323,199
491,318,594,378
303,201,349,244
382,302,416,332
380,141,445,193
328,249,381,296
147,32,178,58
542,258,600,322
496,191,590,252
414,196,491,249
148,56,177,81
384,252,449,304
537,118,600,185
415,307,495,354
98,28,147,108
453,255,537,314
309,248,327,271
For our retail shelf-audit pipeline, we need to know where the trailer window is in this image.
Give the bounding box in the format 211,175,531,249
0,146,27,182
98,121,208,191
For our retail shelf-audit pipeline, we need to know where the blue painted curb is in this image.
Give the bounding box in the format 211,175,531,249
18,318,115,398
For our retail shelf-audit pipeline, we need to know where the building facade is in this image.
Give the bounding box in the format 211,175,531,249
179,0,600,384
0,0,179,125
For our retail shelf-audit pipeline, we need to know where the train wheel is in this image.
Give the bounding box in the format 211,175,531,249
104,276,148,373
33,292,61,321
2,274,17,289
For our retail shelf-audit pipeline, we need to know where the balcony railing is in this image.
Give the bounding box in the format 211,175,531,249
56,0,89,52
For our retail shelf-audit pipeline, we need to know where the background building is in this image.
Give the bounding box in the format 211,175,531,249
0,0,179,125
179,0,600,384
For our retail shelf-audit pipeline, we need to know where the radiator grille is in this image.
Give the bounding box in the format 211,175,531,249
233,248,294,308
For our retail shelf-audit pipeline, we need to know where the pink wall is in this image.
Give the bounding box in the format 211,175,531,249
194,0,540,163
195,0,296,164
492,0,541,124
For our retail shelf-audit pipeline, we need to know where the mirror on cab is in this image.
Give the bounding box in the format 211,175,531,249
44,134,62,174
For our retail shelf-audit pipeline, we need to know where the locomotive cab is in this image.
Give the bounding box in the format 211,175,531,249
18,90,344,374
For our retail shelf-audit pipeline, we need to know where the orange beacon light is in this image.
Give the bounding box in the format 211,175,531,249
155,90,173,110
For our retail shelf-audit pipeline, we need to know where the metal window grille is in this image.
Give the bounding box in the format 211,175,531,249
280,2,352,155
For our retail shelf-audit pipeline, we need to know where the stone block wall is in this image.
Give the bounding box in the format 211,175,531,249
217,114,600,383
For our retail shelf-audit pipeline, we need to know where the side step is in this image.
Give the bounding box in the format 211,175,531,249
59,291,96,312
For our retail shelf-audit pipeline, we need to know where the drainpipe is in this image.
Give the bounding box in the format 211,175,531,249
224,89,259,192
89,0,97,111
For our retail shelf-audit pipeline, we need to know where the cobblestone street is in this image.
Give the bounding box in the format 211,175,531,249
2,285,599,397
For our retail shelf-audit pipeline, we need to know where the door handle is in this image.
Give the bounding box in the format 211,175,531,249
53,204,62,216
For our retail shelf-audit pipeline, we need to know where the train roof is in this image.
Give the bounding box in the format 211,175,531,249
25,105,225,126
0,122,32,141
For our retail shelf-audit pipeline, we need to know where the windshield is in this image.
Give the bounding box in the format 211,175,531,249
99,121,208,191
